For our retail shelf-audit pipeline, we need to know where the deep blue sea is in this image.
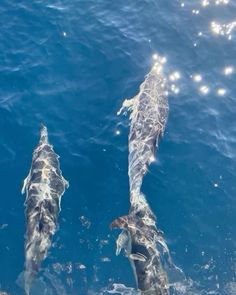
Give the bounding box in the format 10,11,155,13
0,0,236,294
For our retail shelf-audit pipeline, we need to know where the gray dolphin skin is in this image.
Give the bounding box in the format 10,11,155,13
117,57,169,199
112,56,171,294
22,124,69,295
111,194,170,295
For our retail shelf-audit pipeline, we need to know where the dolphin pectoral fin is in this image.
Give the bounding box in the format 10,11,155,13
110,215,130,230
62,176,69,189
116,230,129,256
21,173,30,194
117,96,138,116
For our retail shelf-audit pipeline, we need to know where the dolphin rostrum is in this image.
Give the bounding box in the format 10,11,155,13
22,124,69,294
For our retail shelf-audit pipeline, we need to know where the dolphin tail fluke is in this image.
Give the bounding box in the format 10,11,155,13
39,123,48,144
110,215,130,230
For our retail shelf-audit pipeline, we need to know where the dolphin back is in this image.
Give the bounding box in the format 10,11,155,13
22,125,68,294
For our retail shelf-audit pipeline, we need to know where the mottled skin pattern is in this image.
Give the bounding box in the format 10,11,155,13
111,196,170,295
118,59,169,198
22,125,68,294
113,57,170,294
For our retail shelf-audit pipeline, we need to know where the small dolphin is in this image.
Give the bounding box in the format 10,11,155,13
111,194,170,295
22,124,69,294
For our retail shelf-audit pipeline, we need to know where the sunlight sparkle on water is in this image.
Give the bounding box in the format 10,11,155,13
215,0,229,4
149,155,156,163
202,0,210,6
115,130,121,135
224,66,234,75
193,74,202,82
152,54,167,64
154,64,163,74
169,71,181,81
171,84,180,94
153,54,158,60
217,88,226,96
211,21,236,39
160,56,167,64
199,85,210,95
202,0,229,6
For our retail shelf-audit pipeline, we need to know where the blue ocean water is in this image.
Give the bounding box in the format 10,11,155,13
0,0,236,294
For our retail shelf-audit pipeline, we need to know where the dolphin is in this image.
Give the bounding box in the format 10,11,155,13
117,57,169,201
112,57,172,294
21,124,69,294
111,194,170,295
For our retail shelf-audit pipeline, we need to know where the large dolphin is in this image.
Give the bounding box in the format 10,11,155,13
112,56,171,294
22,124,69,294
111,194,170,295
117,56,169,202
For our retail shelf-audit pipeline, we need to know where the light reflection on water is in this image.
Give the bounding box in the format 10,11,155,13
0,0,235,294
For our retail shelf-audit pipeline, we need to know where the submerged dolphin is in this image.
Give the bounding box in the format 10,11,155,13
118,57,169,200
111,194,170,295
22,124,69,294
